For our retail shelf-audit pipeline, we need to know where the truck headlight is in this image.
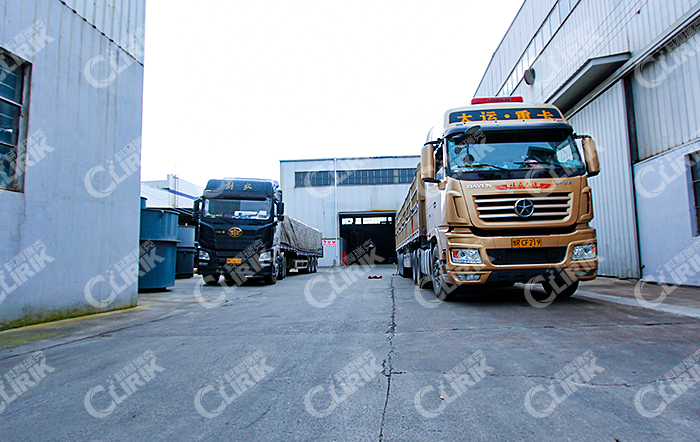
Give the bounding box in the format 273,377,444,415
198,250,210,261
259,251,272,263
450,248,482,264
572,244,596,261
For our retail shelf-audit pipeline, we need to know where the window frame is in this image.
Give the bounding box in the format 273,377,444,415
0,49,31,193
689,152,700,236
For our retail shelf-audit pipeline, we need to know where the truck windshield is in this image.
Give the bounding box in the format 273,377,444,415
447,133,586,179
203,199,272,220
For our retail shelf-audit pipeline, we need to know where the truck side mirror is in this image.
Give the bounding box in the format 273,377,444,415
582,137,600,177
278,202,285,221
194,198,202,215
422,143,437,183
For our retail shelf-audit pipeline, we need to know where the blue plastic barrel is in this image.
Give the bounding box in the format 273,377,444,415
176,226,196,278
138,209,179,290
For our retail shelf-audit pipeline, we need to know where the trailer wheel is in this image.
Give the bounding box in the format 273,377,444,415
278,255,287,280
431,246,456,301
312,257,318,273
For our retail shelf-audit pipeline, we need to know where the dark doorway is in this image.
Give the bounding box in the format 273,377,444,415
339,213,396,265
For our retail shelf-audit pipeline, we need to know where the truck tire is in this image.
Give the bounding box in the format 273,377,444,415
203,274,220,286
431,246,456,301
278,255,287,280
312,257,318,273
264,270,277,285
541,279,579,299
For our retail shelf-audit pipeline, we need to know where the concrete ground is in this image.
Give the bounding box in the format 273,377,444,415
1,266,699,441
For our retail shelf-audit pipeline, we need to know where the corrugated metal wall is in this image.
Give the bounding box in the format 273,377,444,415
632,33,700,160
476,0,700,102
60,0,145,63
568,81,641,278
521,0,633,102
0,0,146,326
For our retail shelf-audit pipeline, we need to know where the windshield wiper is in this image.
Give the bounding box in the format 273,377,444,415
468,163,510,171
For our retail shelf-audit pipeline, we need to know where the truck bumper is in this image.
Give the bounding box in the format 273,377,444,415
197,250,274,278
442,226,598,285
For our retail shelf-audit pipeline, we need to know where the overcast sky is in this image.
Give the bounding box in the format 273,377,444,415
141,0,524,188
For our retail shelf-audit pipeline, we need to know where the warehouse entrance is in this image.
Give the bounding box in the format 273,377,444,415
339,212,396,265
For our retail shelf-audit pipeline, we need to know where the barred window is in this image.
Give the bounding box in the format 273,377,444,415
338,168,415,186
0,50,29,191
295,171,334,187
295,168,416,187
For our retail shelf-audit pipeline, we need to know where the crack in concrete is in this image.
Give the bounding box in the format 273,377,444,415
484,373,667,387
239,399,274,430
378,279,396,442
388,321,692,335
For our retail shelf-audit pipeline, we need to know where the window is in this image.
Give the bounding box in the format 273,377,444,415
542,16,552,42
550,3,561,33
295,171,334,187
0,50,29,191
295,168,416,187
691,155,700,235
560,0,572,22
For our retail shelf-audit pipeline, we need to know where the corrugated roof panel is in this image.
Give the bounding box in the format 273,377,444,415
59,0,144,63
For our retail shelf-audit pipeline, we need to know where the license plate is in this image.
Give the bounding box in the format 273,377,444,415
512,238,542,248
226,258,242,264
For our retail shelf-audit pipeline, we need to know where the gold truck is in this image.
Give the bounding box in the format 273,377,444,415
395,97,600,300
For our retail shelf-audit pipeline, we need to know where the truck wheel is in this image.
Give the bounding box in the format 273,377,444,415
278,255,287,280
541,279,579,299
264,270,277,285
431,246,456,301
312,257,318,273
203,275,219,286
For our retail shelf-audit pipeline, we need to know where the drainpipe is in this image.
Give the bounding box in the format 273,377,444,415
334,158,339,266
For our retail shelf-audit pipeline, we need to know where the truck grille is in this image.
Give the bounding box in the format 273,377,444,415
487,247,567,265
474,192,571,223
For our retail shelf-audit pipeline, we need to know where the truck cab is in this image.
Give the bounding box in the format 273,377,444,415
194,178,284,285
399,97,600,300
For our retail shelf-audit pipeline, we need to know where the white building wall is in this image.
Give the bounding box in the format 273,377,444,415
142,174,203,209
568,82,641,278
634,140,700,286
280,156,420,266
632,33,700,161
0,0,145,329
